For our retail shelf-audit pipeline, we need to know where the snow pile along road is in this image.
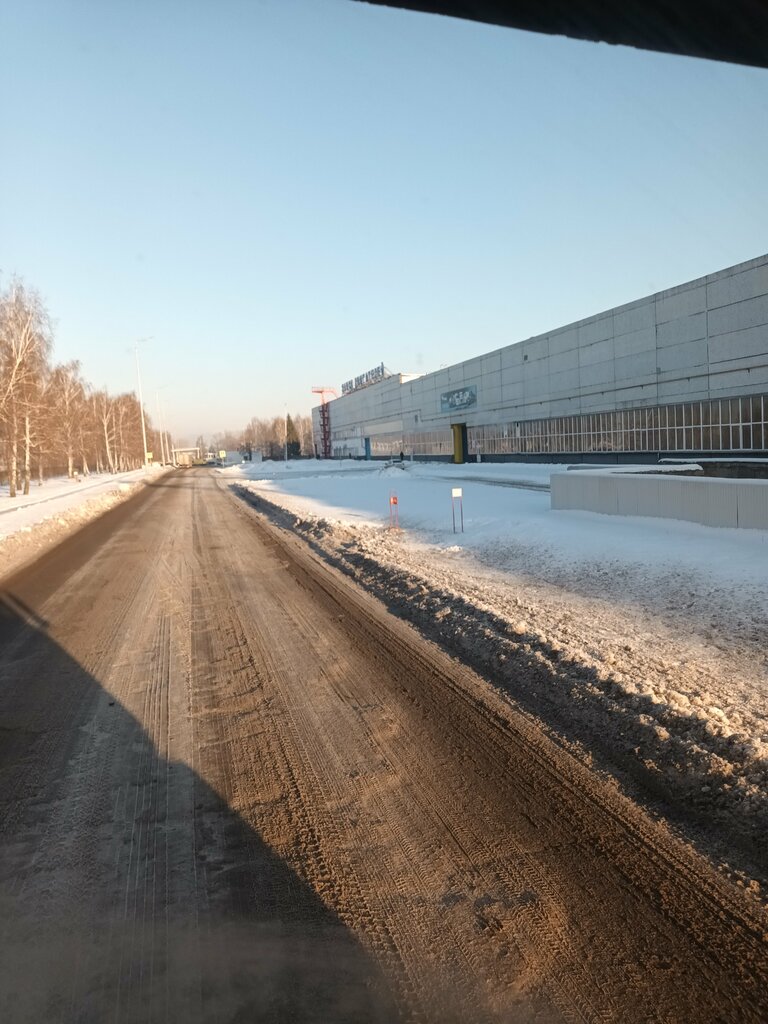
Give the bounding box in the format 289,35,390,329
225,459,768,898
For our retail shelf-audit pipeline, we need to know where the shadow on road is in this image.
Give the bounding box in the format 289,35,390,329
0,594,399,1024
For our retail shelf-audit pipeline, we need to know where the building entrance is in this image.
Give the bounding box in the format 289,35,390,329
451,423,468,464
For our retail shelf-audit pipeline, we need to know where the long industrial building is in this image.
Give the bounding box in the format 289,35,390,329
312,253,768,464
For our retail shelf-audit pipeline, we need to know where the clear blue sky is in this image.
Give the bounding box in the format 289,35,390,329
2,0,767,441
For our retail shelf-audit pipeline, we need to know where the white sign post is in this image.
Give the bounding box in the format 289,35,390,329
451,487,464,534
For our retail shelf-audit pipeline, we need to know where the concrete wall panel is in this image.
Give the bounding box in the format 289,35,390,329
598,476,619,514
614,383,659,407
657,338,709,373
546,344,578,371
708,264,768,309
461,357,484,379
709,295,768,337
616,475,640,516
579,337,615,366
482,385,503,408
549,368,581,395
578,315,613,346
737,482,768,529
709,369,761,395
551,472,767,529
656,285,706,323
614,300,655,336
703,481,739,528
614,326,656,359
549,397,581,416
708,324,768,364
656,312,707,347
635,476,662,517
614,350,657,381
501,346,523,369
522,337,549,363
579,360,615,387
548,328,579,357
482,353,502,376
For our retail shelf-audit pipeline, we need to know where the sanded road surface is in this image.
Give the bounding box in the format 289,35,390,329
0,471,766,1022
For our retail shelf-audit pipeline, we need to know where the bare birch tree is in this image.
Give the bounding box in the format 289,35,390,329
50,362,87,478
92,390,116,473
0,280,53,495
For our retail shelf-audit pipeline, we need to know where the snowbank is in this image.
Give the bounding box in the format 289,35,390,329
227,459,768,897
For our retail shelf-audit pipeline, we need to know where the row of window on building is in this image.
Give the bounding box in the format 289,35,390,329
335,394,768,458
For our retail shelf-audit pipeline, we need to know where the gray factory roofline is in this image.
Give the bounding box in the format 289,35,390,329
329,251,768,399
352,1,768,70
314,252,768,464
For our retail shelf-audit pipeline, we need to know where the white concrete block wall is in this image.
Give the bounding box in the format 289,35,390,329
551,472,768,530
738,481,768,529
635,476,662,518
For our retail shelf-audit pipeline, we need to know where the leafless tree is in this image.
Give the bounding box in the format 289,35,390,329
238,412,313,460
0,280,53,495
113,393,145,471
92,389,117,473
0,277,157,494
50,362,88,479
294,414,314,457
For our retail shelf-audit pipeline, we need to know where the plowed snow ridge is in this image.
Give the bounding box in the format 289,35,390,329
229,463,768,898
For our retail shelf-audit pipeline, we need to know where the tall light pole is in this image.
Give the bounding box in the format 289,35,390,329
163,405,172,466
156,387,174,466
284,405,288,466
156,390,168,465
134,339,151,468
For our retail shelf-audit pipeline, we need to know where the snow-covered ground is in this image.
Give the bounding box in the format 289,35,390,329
0,470,150,536
0,468,158,580
221,458,768,592
222,457,768,895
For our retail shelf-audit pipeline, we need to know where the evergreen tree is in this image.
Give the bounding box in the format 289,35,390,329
286,414,301,459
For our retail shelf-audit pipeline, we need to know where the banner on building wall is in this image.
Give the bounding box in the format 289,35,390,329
440,385,477,413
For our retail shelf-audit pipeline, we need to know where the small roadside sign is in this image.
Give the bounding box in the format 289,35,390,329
451,487,464,533
389,492,399,529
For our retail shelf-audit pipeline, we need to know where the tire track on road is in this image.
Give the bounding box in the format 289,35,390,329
221,474,768,1023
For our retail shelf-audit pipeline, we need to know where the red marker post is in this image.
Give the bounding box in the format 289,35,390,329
451,487,464,533
389,492,399,529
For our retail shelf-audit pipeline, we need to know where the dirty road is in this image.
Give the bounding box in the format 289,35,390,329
0,471,766,1022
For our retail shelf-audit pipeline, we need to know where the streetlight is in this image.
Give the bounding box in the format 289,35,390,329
156,389,169,465
133,338,152,468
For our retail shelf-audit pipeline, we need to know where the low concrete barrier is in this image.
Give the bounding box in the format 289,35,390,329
551,471,768,530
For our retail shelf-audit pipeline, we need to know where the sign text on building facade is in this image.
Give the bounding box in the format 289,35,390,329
342,362,389,395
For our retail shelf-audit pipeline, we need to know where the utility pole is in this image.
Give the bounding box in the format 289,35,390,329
284,405,288,466
134,341,150,468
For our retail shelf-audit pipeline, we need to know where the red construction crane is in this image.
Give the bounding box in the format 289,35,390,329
311,386,338,459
